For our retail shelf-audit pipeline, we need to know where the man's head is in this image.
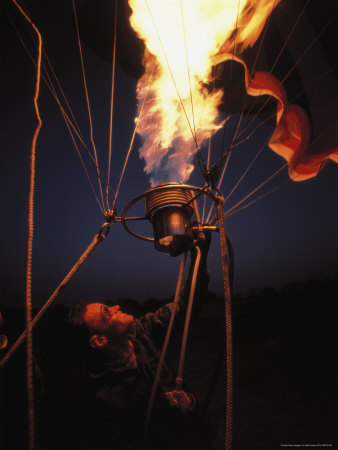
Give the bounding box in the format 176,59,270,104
69,303,134,351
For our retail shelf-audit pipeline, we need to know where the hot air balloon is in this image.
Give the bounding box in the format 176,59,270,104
1,1,337,449
77,0,337,182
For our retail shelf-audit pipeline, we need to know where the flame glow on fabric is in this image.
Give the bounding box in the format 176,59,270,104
128,0,338,185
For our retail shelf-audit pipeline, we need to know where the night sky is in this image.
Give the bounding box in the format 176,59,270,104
1,1,337,310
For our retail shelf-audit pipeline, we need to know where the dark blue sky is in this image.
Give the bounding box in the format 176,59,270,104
1,1,337,309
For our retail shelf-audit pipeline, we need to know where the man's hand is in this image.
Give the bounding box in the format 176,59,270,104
163,390,196,413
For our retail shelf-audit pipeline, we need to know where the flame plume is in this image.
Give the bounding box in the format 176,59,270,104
129,0,280,185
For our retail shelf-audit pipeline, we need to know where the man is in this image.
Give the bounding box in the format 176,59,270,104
68,231,214,450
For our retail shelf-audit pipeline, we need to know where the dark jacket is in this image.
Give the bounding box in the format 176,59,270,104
83,255,214,450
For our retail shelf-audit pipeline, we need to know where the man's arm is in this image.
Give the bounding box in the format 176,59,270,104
136,231,211,339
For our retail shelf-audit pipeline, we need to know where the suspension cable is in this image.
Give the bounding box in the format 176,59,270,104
41,54,107,213
112,75,152,210
213,0,308,189
43,67,86,146
211,162,288,225
216,149,232,190
205,149,232,224
229,117,271,150
214,0,276,165
228,0,278,151
46,68,113,215
234,12,335,147
224,56,337,159
275,15,335,92
8,11,116,214
230,0,311,146
205,129,269,224
106,0,118,211
144,0,199,150
144,252,187,440
229,0,241,81
59,96,106,216
201,138,212,223
72,0,105,212
9,12,85,145
180,0,197,144
225,178,290,219
42,52,84,142
223,136,269,205
289,61,338,105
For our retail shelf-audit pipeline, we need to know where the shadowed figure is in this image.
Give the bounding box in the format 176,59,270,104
66,231,217,450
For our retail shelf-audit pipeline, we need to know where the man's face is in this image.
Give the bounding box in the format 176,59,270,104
83,303,134,337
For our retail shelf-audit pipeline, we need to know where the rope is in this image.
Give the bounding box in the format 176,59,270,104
0,232,107,369
216,198,233,450
200,233,234,421
10,2,42,448
7,13,85,147
144,252,187,440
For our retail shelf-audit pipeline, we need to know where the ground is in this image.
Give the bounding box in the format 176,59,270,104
1,278,337,449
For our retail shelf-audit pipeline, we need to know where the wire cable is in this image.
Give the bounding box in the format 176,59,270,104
180,0,197,146
58,95,106,216
222,163,288,219
234,11,335,147
223,137,269,205
229,0,278,152
230,0,311,146
112,75,152,210
225,178,290,219
106,0,118,211
201,138,212,223
72,0,105,212
7,10,114,214
145,0,199,150
229,0,241,81
205,149,232,224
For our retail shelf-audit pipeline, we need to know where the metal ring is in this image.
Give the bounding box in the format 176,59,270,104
98,222,113,238
120,184,221,243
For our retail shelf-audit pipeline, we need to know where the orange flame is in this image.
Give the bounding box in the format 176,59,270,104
129,0,280,184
